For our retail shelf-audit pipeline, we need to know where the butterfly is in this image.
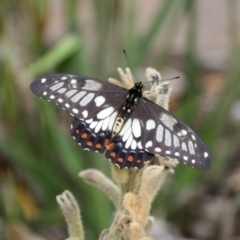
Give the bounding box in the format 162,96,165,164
30,72,211,170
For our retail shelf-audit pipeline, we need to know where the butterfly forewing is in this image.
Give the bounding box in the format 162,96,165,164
138,97,211,169
30,74,127,120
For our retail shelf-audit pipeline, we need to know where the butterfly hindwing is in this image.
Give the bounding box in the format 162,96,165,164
71,117,154,169
71,117,110,153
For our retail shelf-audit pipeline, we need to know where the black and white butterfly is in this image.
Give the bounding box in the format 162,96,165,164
30,74,211,170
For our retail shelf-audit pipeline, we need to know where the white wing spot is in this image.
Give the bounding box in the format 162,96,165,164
108,111,118,130
71,91,86,103
82,110,88,118
90,121,98,129
191,134,196,140
72,108,79,114
94,96,105,107
57,88,67,93
204,152,209,158
175,152,180,156
119,118,132,136
145,141,153,148
146,119,156,130
61,76,67,80
183,156,188,160
41,78,46,83
82,79,102,91
156,124,164,142
95,120,103,133
132,118,141,138
58,98,63,103
131,140,137,150
192,159,196,164
114,163,120,168
182,129,188,135
43,91,47,96
173,135,180,147
86,118,93,123
65,103,70,108
155,147,161,152
138,141,143,149
188,141,195,155
50,82,64,91
177,132,183,137
182,142,187,151
50,95,55,99
125,134,133,149
160,114,178,130
71,79,77,84
102,116,110,131
165,129,172,147
80,93,95,106
122,127,132,142
166,150,171,154
66,89,78,97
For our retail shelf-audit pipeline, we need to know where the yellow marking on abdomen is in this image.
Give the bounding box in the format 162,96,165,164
112,117,124,137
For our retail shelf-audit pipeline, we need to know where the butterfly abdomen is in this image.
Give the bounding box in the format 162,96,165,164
112,82,143,138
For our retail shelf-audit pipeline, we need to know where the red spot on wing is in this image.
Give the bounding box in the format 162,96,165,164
81,133,88,139
104,139,110,147
117,157,123,163
110,152,116,158
87,141,93,147
104,139,115,150
96,143,102,149
127,155,134,162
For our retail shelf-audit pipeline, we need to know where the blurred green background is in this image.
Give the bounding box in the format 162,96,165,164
1,0,240,239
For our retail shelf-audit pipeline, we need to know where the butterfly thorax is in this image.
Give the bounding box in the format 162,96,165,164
111,82,143,138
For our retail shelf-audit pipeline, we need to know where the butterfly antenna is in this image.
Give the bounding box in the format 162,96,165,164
142,76,180,85
123,49,140,82
160,76,180,82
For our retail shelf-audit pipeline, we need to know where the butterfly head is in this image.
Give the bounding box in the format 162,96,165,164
133,82,144,93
